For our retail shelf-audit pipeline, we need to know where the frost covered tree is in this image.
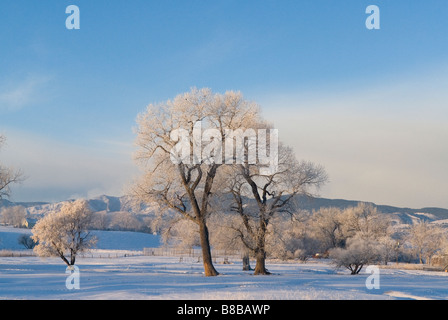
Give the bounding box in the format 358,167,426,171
208,211,254,270
0,206,26,227
406,220,447,264
267,213,319,262
109,211,142,231
18,234,36,249
155,215,200,249
342,203,395,264
0,135,23,200
324,203,395,270
340,203,391,241
32,200,97,266
132,88,259,276
90,211,110,230
223,142,327,275
310,207,348,252
330,236,383,274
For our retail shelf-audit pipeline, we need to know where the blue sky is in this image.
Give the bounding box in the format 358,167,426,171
1,1,447,208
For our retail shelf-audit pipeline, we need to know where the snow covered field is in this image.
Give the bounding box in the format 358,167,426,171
2,254,448,300
0,226,161,251
1,226,448,300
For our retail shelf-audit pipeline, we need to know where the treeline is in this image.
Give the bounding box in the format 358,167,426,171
0,206,153,233
159,202,448,274
4,198,448,275
89,211,153,233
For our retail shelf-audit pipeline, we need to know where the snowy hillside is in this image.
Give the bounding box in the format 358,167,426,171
295,195,448,223
0,226,160,251
0,195,165,222
0,226,32,250
93,230,161,250
3,194,448,224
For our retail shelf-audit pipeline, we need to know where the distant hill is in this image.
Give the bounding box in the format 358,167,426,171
0,199,49,208
294,195,448,228
0,195,140,216
295,195,448,220
2,194,448,226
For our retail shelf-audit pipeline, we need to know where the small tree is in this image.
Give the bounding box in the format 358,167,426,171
109,211,142,231
161,218,201,249
209,211,254,270
32,200,97,266
406,220,447,264
330,237,383,275
326,203,395,270
340,203,391,241
90,211,110,230
0,135,23,200
267,213,319,262
0,206,27,227
18,234,37,249
310,207,347,252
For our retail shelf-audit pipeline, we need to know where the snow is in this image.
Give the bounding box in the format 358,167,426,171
0,226,160,251
2,255,448,300
92,230,161,251
0,226,32,250
2,226,448,300
384,291,433,300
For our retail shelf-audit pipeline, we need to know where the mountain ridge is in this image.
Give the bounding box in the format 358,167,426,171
2,194,448,221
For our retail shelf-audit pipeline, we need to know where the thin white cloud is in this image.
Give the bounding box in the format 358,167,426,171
259,67,448,209
0,75,51,112
1,129,139,203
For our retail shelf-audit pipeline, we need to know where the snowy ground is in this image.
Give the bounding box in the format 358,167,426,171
1,226,448,300
0,226,161,251
2,255,448,300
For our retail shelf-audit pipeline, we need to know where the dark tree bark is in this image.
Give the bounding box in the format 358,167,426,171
254,252,270,275
253,221,270,275
179,163,219,277
348,263,364,275
198,217,219,276
242,253,252,271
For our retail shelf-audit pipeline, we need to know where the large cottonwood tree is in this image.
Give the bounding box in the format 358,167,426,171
132,88,259,276
224,142,328,275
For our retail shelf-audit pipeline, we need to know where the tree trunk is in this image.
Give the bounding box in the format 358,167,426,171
70,248,76,266
70,254,76,266
253,217,270,275
242,253,252,271
349,264,363,275
198,219,219,276
356,264,363,274
253,230,270,275
182,163,219,277
254,250,270,275
60,254,71,267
